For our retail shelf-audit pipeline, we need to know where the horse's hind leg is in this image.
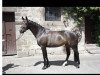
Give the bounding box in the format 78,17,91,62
72,45,80,68
62,46,70,66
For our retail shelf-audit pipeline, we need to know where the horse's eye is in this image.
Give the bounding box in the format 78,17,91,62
23,27,26,29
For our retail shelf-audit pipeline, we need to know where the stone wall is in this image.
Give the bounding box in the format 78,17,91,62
3,7,86,57
15,7,44,57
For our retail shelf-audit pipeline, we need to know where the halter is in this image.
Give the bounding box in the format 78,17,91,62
16,33,24,41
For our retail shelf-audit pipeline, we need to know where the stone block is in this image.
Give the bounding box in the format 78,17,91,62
3,7,17,12
35,49,42,54
15,21,22,25
15,12,21,16
28,50,35,56
17,51,29,58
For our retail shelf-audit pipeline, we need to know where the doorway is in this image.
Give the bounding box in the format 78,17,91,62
2,12,17,55
85,15,96,44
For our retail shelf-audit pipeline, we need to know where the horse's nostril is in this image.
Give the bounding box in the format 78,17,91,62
19,30,22,33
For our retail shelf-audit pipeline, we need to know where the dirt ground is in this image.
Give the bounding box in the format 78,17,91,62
2,53,100,74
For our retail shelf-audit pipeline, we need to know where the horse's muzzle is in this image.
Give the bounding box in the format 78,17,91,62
19,30,24,34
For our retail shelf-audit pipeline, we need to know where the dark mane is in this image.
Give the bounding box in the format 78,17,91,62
28,20,48,38
28,20,44,28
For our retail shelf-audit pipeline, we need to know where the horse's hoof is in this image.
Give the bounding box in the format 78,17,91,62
62,61,68,67
47,64,50,67
42,65,50,70
42,66,48,70
76,65,80,68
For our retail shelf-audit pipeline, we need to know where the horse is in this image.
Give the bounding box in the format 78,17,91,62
20,16,80,70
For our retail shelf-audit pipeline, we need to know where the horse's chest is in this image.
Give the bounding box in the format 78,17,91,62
37,34,47,46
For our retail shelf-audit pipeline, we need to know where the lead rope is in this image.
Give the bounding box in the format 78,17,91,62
2,33,24,54
16,33,24,42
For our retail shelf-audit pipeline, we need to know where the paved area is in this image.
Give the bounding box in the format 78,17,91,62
2,53,100,74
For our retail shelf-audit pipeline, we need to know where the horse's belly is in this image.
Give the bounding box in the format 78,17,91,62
47,43,65,47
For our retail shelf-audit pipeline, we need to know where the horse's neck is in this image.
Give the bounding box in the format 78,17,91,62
29,24,45,38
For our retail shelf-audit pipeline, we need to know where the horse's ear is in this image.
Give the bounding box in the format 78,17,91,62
22,16,24,20
26,16,28,21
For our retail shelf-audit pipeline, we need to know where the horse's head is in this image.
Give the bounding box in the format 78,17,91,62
20,16,29,33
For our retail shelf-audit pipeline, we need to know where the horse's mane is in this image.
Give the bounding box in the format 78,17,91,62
28,20,43,28
28,20,50,31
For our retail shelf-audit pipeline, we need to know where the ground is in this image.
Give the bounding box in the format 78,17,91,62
2,53,100,74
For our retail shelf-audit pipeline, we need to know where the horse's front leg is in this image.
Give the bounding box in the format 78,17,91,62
41,46,50,70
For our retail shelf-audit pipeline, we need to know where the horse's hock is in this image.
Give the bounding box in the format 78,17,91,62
3,7,86,57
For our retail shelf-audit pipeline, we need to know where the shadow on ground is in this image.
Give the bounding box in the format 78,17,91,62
2,64,19,74
34,60,79,68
